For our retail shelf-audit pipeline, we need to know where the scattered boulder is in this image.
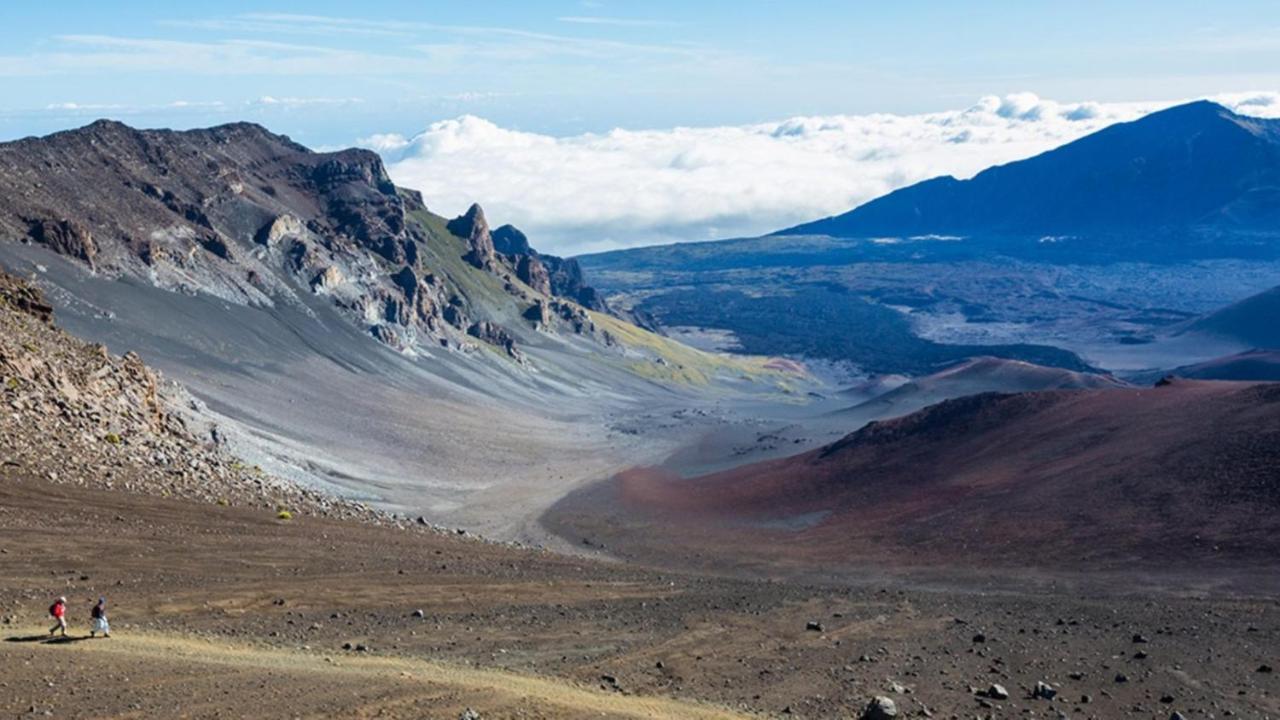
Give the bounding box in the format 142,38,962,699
310,266,345,293
466,321,524,362
255,214,305,246
1032,681,1057,700
859,696,898,720
986,684,1009,700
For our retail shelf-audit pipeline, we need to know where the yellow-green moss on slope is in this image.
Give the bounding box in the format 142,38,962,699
589,310,805,390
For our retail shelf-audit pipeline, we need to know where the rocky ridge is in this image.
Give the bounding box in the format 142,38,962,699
0,120,613,362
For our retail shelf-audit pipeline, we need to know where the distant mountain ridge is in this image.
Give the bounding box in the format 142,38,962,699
778,101,1280,249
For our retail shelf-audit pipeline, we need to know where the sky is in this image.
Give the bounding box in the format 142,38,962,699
2,1,1279,253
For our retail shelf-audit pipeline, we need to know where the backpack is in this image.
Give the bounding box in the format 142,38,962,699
49,602,60,617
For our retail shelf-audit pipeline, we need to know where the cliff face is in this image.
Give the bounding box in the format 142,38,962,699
0,120,614,359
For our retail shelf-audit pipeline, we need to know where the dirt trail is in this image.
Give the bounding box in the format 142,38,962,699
3,629,752,720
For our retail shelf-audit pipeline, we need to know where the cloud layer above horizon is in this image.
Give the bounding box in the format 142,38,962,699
364,92,1280,256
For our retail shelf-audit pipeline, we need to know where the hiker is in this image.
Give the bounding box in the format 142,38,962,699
48,596,67,637
90,597,110,638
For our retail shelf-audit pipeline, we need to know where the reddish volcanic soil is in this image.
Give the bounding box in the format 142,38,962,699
546,379,1280,587
5,475,1280,719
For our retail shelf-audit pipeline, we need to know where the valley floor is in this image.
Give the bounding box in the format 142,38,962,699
1,476,1277,719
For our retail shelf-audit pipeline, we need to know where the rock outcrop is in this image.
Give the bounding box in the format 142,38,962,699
491,223,608,311
448,204,496,270
541,255,609,311
491,224,533,256
26,218,97,268
466,320,524,363
515,254,552,296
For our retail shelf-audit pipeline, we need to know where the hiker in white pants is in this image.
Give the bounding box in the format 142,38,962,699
90,597,110,638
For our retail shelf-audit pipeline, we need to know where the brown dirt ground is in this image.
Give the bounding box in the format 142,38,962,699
1,476,1278,719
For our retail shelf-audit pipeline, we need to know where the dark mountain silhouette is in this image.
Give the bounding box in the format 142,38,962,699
778,102,1280,250
1186,284,1280,348
1164,349,1280,381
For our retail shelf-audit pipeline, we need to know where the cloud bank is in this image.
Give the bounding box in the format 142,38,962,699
365,92,1280,256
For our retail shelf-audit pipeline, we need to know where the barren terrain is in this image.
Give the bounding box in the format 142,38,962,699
547,380,1280,593
3,477,1279,719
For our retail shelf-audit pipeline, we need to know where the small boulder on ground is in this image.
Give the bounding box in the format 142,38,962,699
860,696,898,719
1032,681,1057,700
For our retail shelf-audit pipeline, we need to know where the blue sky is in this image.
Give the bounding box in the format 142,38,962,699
2,1,1278,146
2,2,1278,252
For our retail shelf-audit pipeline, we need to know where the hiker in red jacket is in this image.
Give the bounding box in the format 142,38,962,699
48,596,67,637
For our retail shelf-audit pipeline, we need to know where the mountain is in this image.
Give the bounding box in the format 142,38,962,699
547,379,1280,574
577,102,1280,376
0,119,620,357
778,101,1280,255
1151,349,1280,382
839,356,1126,420
0,120,804,536
1184,284,1280,348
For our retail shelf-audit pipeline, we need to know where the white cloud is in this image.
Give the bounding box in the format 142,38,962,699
253,96,363,107
556,16,681,28
44,101,126,111
366,91,1280,256
168,100,225,108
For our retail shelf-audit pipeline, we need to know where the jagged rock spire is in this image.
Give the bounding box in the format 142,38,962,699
448,203,495,270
